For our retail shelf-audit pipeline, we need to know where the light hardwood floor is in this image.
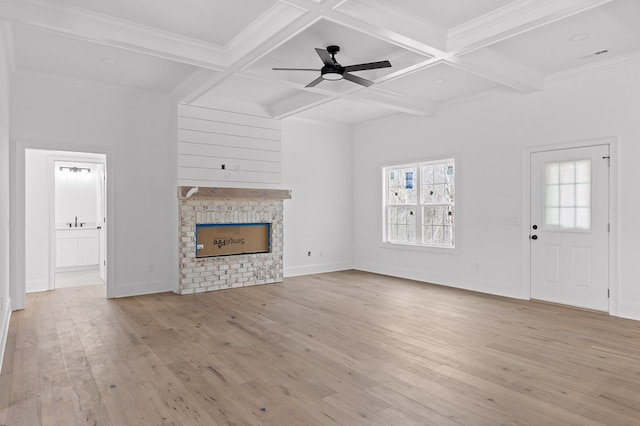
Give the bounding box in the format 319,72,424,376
55,269,104,289
2,270,640,425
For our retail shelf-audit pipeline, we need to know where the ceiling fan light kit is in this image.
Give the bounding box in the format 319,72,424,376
273,45,391,88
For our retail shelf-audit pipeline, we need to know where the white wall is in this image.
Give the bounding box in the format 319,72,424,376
55,161,101,228
0,24,12,371
281,118,353,276
12,72,178,298
178,104,281,188
353,57,640,320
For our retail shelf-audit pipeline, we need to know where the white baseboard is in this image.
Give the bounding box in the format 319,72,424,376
113,280,175,298
617,303,640,321
284,261,353,278
56,265,98,273
0,296,12,374
353,261,521,300
26,278,48,293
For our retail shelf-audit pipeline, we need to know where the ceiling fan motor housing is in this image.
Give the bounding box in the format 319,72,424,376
326,45,340,56
321,65,343,80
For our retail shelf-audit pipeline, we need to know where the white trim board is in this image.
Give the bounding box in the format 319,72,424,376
0,296,11,375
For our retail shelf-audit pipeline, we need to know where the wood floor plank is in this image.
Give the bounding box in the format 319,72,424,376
4,270,640,425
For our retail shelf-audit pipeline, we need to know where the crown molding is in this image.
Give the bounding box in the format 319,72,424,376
350,88,437,116
14,68,172,100
0,21,15,73
0,0,226,68
449,48,546,93
547,50,640,81
268,91,331,119
448,0,616,54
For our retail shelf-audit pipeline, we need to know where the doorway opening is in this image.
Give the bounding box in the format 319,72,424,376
25,149,107,295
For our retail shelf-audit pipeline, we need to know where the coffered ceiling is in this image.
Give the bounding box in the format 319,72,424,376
1,0,639,125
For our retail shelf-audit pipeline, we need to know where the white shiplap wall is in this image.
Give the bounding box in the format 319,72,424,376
178,104,281,187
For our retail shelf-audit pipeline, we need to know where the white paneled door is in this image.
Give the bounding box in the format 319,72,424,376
530,145,609,311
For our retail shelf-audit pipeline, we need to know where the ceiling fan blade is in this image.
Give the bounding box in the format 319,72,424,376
343,60,392,73
273,68,321,71
343,72,374,87
315,48,335,68
305,76,325,88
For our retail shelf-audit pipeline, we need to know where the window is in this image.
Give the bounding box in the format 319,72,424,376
384,158,455,248
544,159,591,230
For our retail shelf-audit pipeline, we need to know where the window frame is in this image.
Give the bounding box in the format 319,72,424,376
382,156,458,252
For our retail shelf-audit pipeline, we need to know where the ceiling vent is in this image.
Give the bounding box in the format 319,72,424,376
581,49,609,59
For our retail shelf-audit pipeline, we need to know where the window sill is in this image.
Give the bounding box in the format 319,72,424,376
381,241,459,254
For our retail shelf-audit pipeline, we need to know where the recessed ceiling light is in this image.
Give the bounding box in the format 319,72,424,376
570,33,589,42
102,58,118,65
343,107,353,112
433,79,447,85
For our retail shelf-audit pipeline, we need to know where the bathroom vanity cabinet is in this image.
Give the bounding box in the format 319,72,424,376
56,228,100,268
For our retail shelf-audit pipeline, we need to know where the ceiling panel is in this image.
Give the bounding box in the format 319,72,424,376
12,24,201,93
377,0,515,29
378,63,503,103
250,18,414,73
49,0,276,45
486,0,640,75
4,0,640,125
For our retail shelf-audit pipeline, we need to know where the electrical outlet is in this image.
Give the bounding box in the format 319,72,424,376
148,264,154,272
474,262,480,270
307,251,311,257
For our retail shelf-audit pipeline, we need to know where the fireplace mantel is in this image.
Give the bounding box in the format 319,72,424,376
178,186,291,201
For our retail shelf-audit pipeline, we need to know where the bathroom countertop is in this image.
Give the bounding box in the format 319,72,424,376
56,226,100,231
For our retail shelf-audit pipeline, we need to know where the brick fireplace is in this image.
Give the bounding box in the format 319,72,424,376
177,187,291,295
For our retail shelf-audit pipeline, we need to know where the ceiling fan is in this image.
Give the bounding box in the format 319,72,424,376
273,45,391,88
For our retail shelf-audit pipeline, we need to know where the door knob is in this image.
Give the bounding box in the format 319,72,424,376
531,235,538,240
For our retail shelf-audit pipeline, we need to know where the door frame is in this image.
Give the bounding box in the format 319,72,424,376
10,139,115,311
521,136,618,315
48,155,106,291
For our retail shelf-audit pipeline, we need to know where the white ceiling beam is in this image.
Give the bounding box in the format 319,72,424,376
448,0,617,54
225,3,308,64
0,0,306,71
